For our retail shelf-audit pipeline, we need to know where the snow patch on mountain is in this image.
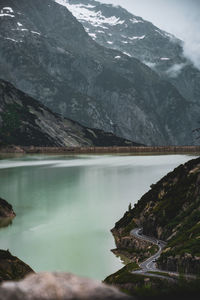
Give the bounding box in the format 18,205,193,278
31,31,41,36
0,13,14,18
4,37,18,42
160,57,170,61
0,7,15,17
123,52,131,57
3,7,13,13
130,18,144,24
54,0,124,27
129,35,145,40
88,32,96,39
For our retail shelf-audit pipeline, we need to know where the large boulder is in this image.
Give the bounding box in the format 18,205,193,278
0,272,132,299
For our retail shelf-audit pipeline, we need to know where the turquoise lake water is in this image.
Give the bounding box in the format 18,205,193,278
0,154,197,279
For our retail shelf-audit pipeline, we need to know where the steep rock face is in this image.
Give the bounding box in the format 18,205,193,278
0,250,34,282
113,157,200,274
0,0,196,145
0,80,139,147
65,0,200,128
0,272,132,299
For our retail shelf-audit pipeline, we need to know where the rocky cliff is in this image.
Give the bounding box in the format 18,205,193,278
0,79,140,147
112,157,200,274
0,0,196,145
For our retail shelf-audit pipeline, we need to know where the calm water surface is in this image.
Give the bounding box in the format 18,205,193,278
0,154,197,279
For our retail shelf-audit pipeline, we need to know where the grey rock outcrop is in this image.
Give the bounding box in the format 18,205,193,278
0,272,132,299
0,0,196,145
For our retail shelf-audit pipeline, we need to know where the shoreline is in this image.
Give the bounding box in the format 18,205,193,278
1,145,200,154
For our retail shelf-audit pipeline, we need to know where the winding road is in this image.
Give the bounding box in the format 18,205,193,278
130,228,182,279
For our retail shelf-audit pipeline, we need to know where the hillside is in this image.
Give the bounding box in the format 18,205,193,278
0,0,196,145
0,79,140,147
112,156,200,275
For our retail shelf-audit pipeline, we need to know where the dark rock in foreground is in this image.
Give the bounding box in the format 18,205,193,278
0,198,15,219
0,250,34,283
0,272,132,300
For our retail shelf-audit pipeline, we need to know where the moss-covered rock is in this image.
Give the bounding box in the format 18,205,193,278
0,250,34,282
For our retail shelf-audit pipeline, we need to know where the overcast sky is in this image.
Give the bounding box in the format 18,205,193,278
99,0,200,70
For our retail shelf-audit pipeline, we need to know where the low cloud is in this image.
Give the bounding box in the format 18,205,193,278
182,36,200,71
165,63,187,78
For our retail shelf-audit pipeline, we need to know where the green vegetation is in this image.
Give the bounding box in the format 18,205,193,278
105,266,200,300
113,157,200,274
104,262,140,285
120,218,136,236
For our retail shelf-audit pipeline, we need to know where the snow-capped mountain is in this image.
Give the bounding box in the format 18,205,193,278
61,0,200,107
57,0,180,61
0,0,197,145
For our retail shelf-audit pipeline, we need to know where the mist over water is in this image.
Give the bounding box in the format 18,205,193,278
0,154,197,279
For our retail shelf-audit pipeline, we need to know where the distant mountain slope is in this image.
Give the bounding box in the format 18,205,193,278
64,0,200,118
0,80,140,147
0,0,196,145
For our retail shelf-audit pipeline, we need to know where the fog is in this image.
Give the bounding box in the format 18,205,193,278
99,0,200,70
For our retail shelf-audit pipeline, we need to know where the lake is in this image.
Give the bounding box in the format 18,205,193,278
0,154,197,280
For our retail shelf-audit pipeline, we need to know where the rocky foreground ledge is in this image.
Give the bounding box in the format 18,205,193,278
0,272,132,300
